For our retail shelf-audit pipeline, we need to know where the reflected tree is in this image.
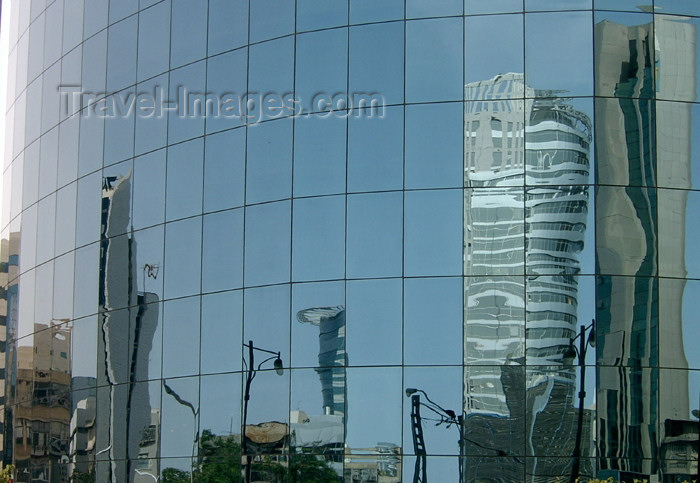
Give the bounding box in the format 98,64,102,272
161,430,339,483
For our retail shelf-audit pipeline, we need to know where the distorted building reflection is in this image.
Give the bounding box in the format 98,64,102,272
96,174,161,482
0,233,19,469
463,73,593,482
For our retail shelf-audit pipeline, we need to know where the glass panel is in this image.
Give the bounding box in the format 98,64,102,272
658,189,698,279
43,0,63,69
134,74,169,156
594,1,655,12
405,190,462,276
163,217,202,299
199,373,242,446
57,114,79,188
596,367,658,477
201,209,244,292
406,18,462,103
201,290,243,375
243,284,291,361
81,29,107,94
60,46,83,122
403,366,463,457
71,315,98,385
407,0,462,17
346,278,402,366
26,13,45,83
167,60,206,144
62,0,84,54
75,171,102,248
78,113,105,178
203,127,245,212
404,277,463,365
73,242,100,319
671,279,700,371
465,0,522,14
594,11,655,99
526,0,591,9
657,102,700,190
297,0,348,32
346,192,403,279
292,196,345,282
296,29,348,109
205,48,248,134
34,261,54,325
291,281,345,369
249,0,295,43
102,160,133,239
525,11,593,97
103,87,136,166
349,22,404,106
54,243,76,321
132,224,165,301
244,200,291,287
106,15,137,93
19,204,37,273
137,0,171,82
656,15,700,103
656,0,700,15
170,0,207,68
22,140,39,210
109,0,138,22
39,127,58,199
345,367,402,463
293,113,347,198
596,186,657,276
165,138,204,221
526,97,594,186
162,297,201,378
208,0,248,55
347,106,403,192
405,103,463,189
161,376,200,458
245,118,293,204
41,64,61,135
17,270,36,339
132,148,166,230
126,380,161,475
350,0,404,23
36,194,56,265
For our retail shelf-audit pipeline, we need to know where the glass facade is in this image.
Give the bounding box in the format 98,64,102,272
0,2,699,482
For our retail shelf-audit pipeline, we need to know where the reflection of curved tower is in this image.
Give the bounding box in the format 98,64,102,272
595,17,695,480
463,73,592,482
296,306,346,418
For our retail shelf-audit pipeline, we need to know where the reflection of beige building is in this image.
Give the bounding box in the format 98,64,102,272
13,323,72,482
595,17,696,480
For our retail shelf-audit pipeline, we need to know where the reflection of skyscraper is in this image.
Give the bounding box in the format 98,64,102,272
296,306,346,417
97,174,160,482
463,73,592,481
595,17,695,480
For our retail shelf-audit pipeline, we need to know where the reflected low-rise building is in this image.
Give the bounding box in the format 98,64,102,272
1,2,700,483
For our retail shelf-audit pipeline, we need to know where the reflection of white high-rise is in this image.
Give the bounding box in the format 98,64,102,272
464,73,591,416
463,73,592,481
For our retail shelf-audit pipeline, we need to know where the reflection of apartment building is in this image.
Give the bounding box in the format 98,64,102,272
343,443,402,483
0,233,19,469
13,323,71,483
595,17,695,480
463,73,593,481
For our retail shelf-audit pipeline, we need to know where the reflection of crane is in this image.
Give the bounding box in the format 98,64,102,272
142,264,159,291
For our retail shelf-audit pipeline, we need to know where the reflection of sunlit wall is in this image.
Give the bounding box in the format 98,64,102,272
595,17,695,478
464,73,592,482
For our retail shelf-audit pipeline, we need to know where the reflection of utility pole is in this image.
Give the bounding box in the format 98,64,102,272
408,394,427,483
563,320,595,483
241,340,283,483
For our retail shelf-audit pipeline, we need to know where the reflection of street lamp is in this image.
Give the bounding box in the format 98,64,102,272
242,340,283,483
562,320,595,483
405,388,507,483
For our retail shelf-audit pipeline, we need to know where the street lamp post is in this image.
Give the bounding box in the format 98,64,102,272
563,320,595,483
241,340,284,483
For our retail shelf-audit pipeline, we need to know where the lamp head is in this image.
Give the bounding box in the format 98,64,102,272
562,343,577,364
273,357,284,376
405,388,418,398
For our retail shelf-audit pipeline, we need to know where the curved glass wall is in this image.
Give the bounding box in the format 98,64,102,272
1,2,699,482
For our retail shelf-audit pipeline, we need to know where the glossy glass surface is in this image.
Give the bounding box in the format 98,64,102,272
4,3,700,482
